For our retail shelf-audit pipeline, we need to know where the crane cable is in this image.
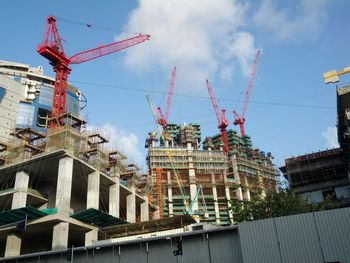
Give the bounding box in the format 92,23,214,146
72,80,334,110
55,16,141,35
146,94,189,211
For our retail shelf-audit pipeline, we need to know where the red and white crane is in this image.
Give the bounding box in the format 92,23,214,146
233,49,261,137
157,66,177,133
206,79,229,153
37,16,150,127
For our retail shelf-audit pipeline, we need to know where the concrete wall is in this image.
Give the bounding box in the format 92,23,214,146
300,190,324,203
335,185,350,199
0,75,23,141
300,185,350,204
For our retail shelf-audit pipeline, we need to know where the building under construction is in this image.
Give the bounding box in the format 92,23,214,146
0,122,158,258
280,84,350,204
145,123,279,225
0,61,157,258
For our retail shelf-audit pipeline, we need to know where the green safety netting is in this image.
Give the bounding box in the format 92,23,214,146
0,206,46,226
71,208,127,227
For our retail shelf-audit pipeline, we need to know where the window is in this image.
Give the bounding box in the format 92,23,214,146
0,87,6,103
322,189,336,200
16,103,35,127
37,108,51,127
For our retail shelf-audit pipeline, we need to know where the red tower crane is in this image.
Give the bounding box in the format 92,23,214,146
157,66,177,131
206,79,229,153
37,16,150,127
233,49,261,137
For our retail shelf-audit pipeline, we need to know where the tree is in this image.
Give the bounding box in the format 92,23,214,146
231,191,318,223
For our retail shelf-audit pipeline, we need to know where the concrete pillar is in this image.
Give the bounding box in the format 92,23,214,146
140,197,149,222
52,222,69,251
127,187,136,223
236,187,243,201
152,210,160,220
211,174,220,224
225,186,233,223
258,175,266,198
167,171,173,217
55,157,74,215
85,171,99,247
189,168,198,212
85,229,98,246
244,190,251,201
189,184,198,212
243,176,251,201
5,233,21,257
109,181,120,218
12,171,29,209
231,156,243,201
224,186,231,201
87,171,100,209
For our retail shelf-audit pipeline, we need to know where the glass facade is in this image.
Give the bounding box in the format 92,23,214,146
67,90,79,115
38,84,79,115
0,87,6,103
38,84,53,107
16,103,35,128
16,84,80,131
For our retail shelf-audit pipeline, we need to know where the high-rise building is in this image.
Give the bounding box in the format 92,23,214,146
0,60,80,139
146,123,279,224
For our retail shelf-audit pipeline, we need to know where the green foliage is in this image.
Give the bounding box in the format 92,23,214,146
231,191,322,223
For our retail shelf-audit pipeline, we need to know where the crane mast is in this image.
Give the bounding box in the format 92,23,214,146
206,79,229,153
233,49,261,136
37,16,150,127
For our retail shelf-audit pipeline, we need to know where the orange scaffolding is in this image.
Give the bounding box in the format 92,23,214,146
156,167,163,218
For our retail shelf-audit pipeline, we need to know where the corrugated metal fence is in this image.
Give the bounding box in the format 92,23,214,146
1,207,350,262
239,207,350,263
1,227,243,263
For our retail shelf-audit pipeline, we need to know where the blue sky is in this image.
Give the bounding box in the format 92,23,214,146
1,0,350,172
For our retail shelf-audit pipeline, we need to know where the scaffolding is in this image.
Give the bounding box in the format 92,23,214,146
5,128,46,164
2,121,144,194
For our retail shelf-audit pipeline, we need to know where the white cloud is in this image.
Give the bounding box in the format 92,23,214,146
120,0,257,92
86,123,144,166
253,0,329,41
225,32,256,76
322,126,339,148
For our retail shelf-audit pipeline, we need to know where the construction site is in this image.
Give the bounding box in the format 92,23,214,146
0,15,281,258
0,7,349,262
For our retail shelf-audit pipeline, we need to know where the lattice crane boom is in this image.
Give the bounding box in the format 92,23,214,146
157,66,177,129
146,94,163,135
233,49,261,136
206,79,221,124
165,66,176,122
69,34,150,64
37,16,150,127
206,79,229,153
